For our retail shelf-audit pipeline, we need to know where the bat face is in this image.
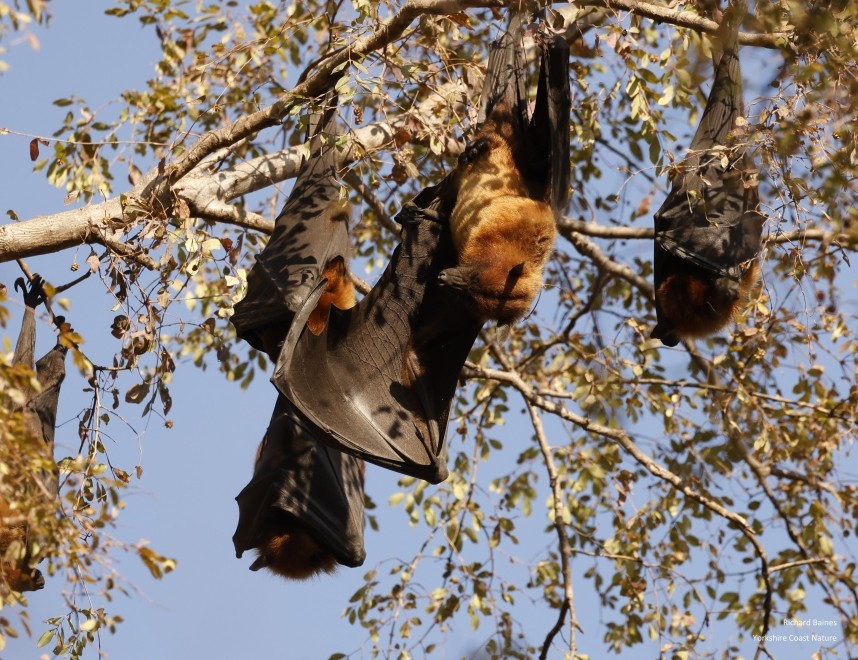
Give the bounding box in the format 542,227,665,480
442,26,570,324
652,255,760,347
273,183,484,484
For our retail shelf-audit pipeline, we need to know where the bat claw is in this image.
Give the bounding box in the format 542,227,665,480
458,137,491,166
32,570,45,591
396,203,442,228
14,275,46,308
395,203,423,227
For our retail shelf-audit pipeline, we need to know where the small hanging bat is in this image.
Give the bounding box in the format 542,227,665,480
439,14,571,324
1,275,68,592
651,0,765,347
233,395,365,578
231,91,366,579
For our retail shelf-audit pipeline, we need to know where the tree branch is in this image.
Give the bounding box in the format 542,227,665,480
464,360,775,638
1,0,796,264
526,399,578,660
586,0,787,49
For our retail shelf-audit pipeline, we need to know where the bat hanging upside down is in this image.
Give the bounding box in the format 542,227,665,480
231,89,366,580
439,15,571,324
1,275,69,593
651,0,765,347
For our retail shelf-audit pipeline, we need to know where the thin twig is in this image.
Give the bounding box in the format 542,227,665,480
464,361,775,641
525,399,579,659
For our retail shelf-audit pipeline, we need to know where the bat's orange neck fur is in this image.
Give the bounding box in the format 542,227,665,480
306,257,356,336
254,517,337,581
657,262,759,339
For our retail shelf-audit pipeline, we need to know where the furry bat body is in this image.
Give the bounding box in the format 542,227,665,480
440,15,571,324
652,0,765,347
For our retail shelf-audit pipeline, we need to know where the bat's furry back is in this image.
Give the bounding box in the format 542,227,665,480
653,257,760,346
248,510,338,580
441,106,557,323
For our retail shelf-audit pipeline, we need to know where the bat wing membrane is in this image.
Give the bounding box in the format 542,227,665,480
274,187,483,484
231,99,350,355
234,395,365,568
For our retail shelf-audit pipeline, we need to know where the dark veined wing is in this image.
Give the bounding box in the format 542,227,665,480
479,12,571,212
529,26,571,212
654,0,763,279
231,91,351,356
231,85,366,575
273,182,483,484
477,11,529,130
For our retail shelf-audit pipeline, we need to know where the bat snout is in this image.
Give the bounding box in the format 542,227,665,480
651,322,680,347
713,276,741,303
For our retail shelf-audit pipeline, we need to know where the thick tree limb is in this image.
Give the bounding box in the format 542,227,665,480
0,0,792,263
586,0,786,48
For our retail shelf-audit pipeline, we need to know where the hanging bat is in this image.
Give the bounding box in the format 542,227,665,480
438,14,571,324
273,12,569,483
233,394,365,578
1,275,68,593
651,0,765,347
231,91,366,579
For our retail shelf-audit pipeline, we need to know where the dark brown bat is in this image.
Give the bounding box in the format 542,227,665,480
1,275,67,593
231,91,366,579
233,394,365,578
652,0,765,347
438,15,571,324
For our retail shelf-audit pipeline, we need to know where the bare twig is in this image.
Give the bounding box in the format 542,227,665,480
525,399,579,659
464,361,775,640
